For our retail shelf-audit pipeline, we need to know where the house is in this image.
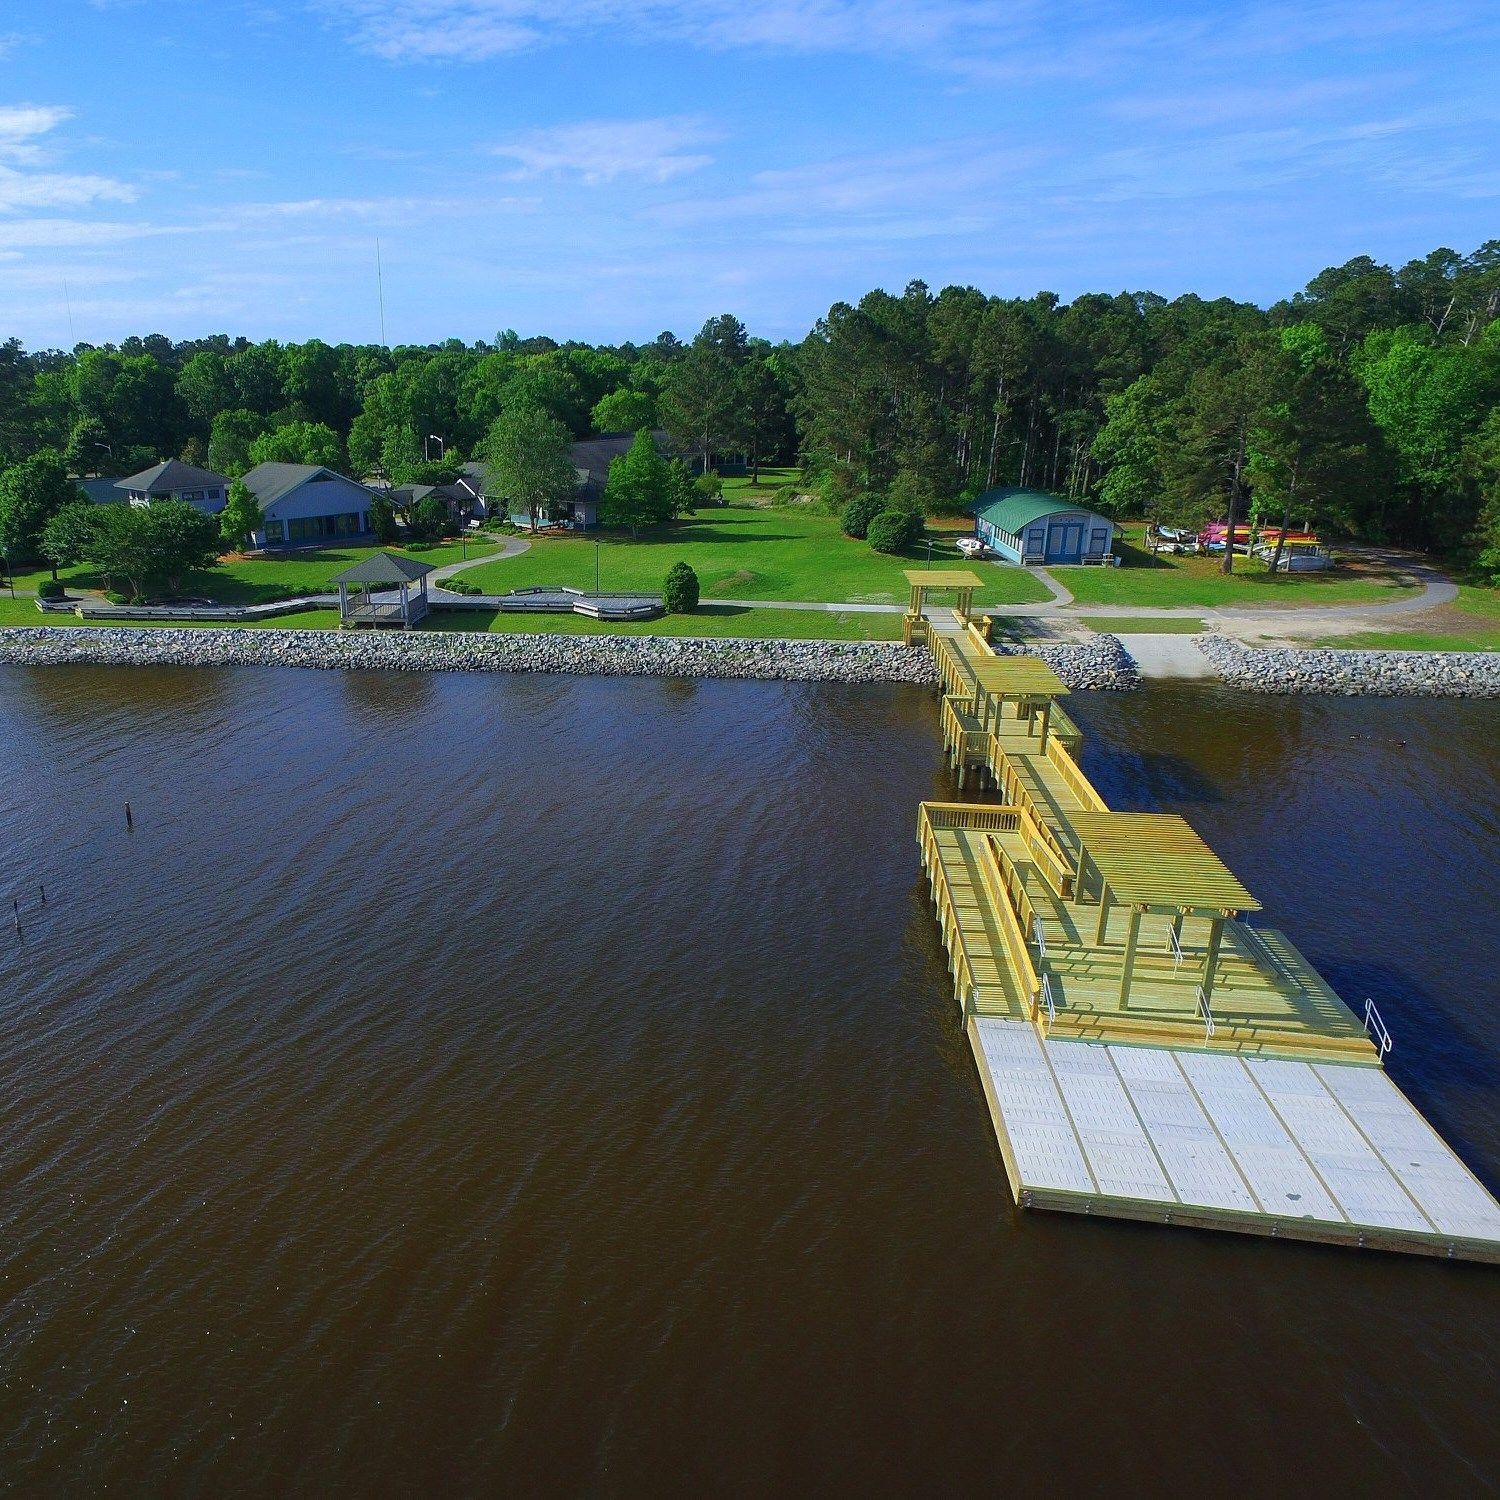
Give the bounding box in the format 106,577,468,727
78,476,126,505
240,462,377,548
116,460,232,514
971,488,1116,566
460,432,666,530
392,476,487,526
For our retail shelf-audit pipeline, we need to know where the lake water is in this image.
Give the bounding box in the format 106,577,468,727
1,666,1496,1494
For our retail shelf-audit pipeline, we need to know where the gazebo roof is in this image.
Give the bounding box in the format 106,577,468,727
972,655,1069,698
330,552,435,585
903,569,985,590
1071,811,1260,912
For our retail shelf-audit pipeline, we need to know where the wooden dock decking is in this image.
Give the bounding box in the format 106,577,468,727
915,614,1500,1261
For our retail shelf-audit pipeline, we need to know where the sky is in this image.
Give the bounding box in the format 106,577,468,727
0,0,1497,349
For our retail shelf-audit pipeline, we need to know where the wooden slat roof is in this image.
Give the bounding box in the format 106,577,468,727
903,569,985,589
1071,811,1260,911
972,656,1069,698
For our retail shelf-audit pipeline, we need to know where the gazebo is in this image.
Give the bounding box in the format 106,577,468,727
901,569,984,645
1068,811,1261,1008
970,655,1069,750
331,552,435,629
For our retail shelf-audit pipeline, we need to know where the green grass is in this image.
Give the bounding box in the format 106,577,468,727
1,538,497,605
1307,630,1500,652
1053,523,1423,608
424,604,904,640
462,504,1052,607
1079,616,1207,634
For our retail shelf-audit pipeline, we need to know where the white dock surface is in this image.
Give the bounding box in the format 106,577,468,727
973,1019,1500,1258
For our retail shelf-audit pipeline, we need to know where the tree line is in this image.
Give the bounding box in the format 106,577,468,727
1,241,1497,581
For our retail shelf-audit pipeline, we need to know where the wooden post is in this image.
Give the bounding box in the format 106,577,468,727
1201,916,1225,1003
1118,906,1141,1008
1094,881,1112,944
1039,699,1052,754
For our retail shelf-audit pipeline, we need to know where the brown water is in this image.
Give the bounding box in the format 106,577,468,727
0,667,1497,1496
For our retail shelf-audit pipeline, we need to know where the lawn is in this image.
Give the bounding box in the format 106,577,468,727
424,604,905,640
1308,586,1500,652
1053,523,1423,608
461,504,1053,607
1,538,497,605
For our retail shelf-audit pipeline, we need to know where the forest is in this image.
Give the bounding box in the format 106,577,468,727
1,242,1497,581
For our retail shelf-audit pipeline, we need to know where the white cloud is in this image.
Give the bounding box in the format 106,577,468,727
0,102,137,212
490,118,718,184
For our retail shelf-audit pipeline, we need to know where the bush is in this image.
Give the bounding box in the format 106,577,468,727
105,590,129,604
841,492,884,539
36,578,67,600
867,509,923,554
405,540,435,553
662,560,700,613
442,576,481,596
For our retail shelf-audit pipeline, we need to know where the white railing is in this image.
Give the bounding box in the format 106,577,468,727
1364,998,1393,1056
1038,973,1056,1029
1165,924,1183,970
1032,916,1048,961
1196,986,1215,1041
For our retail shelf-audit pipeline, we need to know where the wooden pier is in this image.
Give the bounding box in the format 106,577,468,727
903,574,1500,1262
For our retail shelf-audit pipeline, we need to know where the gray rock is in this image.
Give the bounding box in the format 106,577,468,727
1195,634,1500,698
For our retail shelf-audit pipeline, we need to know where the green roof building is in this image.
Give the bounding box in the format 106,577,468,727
971,487,1116,565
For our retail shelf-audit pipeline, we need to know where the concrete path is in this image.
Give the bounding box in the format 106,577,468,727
427,534,531,591
1114,635,1218,679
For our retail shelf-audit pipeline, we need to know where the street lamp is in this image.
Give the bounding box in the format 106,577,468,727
425,434,446,462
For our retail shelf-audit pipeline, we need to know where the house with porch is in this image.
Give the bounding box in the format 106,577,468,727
972,487,1115,566
460,432,668,530
116,460,232,514
241,462,377,548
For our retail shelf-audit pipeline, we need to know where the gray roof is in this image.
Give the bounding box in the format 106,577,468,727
330,551,435,585
79,476,126,505
241,462,374,510
463,434,665,501
116,459,231,494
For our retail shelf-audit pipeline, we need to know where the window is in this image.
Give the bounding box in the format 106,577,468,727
182,490,203,502
263,518,285,543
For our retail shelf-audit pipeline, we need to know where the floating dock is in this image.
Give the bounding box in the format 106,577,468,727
904,572,1500,1262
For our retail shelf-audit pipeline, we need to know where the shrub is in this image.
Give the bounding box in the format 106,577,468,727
105,589,129,604
405,540,435,553
442,576,481,596
867,509,922,554
662,560,700,613
841,492,884,539
36,578,67,600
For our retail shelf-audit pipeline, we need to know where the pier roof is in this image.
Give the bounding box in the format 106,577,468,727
1070,811,1260,911
902,569,985,590
971,656,1069,699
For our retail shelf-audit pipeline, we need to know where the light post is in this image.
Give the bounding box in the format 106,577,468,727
2,547,12,599
425,434,446,463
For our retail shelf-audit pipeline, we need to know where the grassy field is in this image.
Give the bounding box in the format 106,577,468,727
424,604,904,640
2,538,497,605
0,594,901,641
462,504,1053,607
1053,523,1423,607
1307,586,1500,652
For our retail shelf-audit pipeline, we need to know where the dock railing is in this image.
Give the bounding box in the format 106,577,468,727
976,835,1049,1028
1044,735,1109,812
1196,985,1216,1041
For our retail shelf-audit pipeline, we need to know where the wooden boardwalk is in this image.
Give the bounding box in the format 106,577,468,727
913,609,1500,1261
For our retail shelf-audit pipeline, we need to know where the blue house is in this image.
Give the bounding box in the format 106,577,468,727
972,488,1115,566
241,463,377,548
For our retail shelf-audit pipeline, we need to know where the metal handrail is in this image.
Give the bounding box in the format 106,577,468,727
1166,925,1183,970
1196,985,1215,1041
1039,973,1056,1029
1364,998,1393,1056
1032,916,1048,960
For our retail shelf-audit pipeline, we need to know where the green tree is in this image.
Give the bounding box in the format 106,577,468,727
208,409,266,477
39,500,99,575
662,560,699,613
0,450,83,572
480,405,576,533
841,492,883,539
248,420,343,469
661,315,747,475
733,358,788,482
142,500,222,594
601,429,674,536
867,509,921,554
219,479,264,552
591,387,655,433
369,494,400,544
409,495,450,541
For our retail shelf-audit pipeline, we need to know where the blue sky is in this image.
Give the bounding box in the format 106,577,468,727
1,0,1497,348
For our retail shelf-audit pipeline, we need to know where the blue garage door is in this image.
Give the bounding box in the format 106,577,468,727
1049,522,1082,561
